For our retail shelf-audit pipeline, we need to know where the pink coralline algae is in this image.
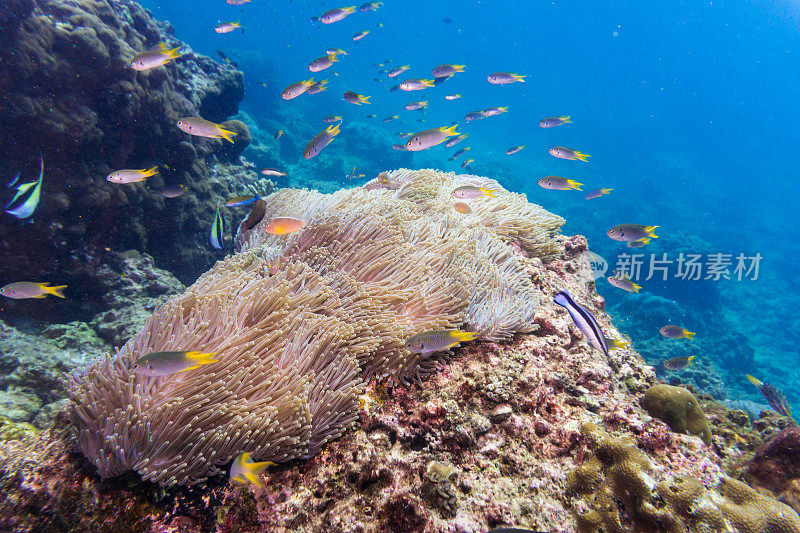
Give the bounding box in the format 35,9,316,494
747,426,800,494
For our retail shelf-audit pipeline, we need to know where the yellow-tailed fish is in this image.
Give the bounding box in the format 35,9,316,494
481,106,508,117
460,158,473,169
162,184,187,198
585,188,613,200
605,337,630,351
106,166,159,184
506,145,525,155
359,2,383,12
304,123,341,159
659,325,695,339
215,21,242,34
451,185,497,199
405,125,459,151
387,65,410,78
405,329,478,354
281,78,315,100
607,224,659,242
607,273,641,293
487,72,525,84
133,350,218,377
539,116,572,128
549,146,590,162
308,51,342,72
538,176,582,191
432,64,465,78
399,78,435,91
445,94,462,100
352,30,370,41
0,282,66,299
129,43,182,71
320,6,356,24
5,154,43,219
343,91,370,104
307,80,328,94
177,117,236,143
664,356,695,371
230,452,275,488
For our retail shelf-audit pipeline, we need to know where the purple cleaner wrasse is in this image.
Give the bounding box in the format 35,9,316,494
352,30,370,41
260,168,287,177
585,187,613,200
607,224,659,242
399,78,435,91
162,184,187,198
746,375,792,417
129,44,182,71
281,78,315,100
506,145,525,155
445,93,461,100
481,106,508,117
452,185,496,199
0,281,66,299
660,325,695,339
230,452,276,488
487,72,525,84
5,153,43,219
607,273,641,293
405,101,428,111
539,115,572,128
538,176,583,191
304,122,341,159
432,64,465,78
133,350,218,377
460,158,474,169
553,290,608,357
405,329,478,354
320,6,356,24
323,115,342,123
177,117,236,143
225,195,259,207
664,356,695,371
452,201,472,214
387,65,410,78
405,125,459,151
106,166,159,184
549,146,590,162
215,21,242,34
445,134,467,147
308,51,341,72
344,91,371,104
465,111,484,122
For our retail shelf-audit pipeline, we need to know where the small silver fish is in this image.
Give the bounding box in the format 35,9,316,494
352,30,370,41
405,125,459,151
538,176,582,191
405,329,478,354
627,239,649,248
445,134,467,147
215,21,242,34
664,356,695,371
133,350,218,377
177,117,236,143
387,65,410,78
323,115,343,123
106,166,159,184
481,106,508,117
539,115,571,128
445,94,461,100
464,111,483,122
448,147,471,161
0,282,66,299
129,45,181,71
460,158,473,169
607,274,641,293
260,168,287,177
452,185,496,199
405,101,428,111
162,184,187,198
432,64,465,78
359,2,383,12
308,52,341,72
660,325,695,339
549,146,590,161
585,188,613,200
399,78,435,91
487,72,525,84
506,145,525,155
281,78,315,100
344,91,370,104
320,6,356,24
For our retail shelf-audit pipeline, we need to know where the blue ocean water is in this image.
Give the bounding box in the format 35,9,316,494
139,0,798,409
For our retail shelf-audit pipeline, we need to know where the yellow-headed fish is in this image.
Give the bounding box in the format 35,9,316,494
230,452,276,488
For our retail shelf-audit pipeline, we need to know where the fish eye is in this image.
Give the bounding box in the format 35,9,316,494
132,363,138,368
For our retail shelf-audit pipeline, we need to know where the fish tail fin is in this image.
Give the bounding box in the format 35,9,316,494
683,329,695,339
452,330,479,342
441,124,460,137
500,106,509,112
513,74,526,82
646,225,659,238
330,51,341,61
235,20,242,27
746,374,763,387
602,188,613,194
360,95,371,104
303,77,315,86
143,166,160,177
328,122,342,136
567,180,583,191
167,47,182,59
561,115,572,123
344,6,356,13
637,237,651,245
40,284,67,298
454,64,466,72
481,188,498,198
218,128,237,144
631,282,642,293
185,351,219,365
687,356,695,366
574,151,590,162
423,79,435,87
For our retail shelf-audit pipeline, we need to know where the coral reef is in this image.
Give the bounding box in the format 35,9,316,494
0,0,247,291
567,423,800,532
641,383,712,445
747,426,800,495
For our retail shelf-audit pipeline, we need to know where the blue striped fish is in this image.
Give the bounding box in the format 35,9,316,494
210,198,227,250
553,290,608,357
5,154,43,219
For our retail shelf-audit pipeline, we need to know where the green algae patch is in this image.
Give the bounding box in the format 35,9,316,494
641,384,712,445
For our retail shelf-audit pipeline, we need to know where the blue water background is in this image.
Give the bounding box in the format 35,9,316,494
139,0,800,408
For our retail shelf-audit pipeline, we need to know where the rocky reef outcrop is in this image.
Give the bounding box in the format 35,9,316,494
0,0,249,298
